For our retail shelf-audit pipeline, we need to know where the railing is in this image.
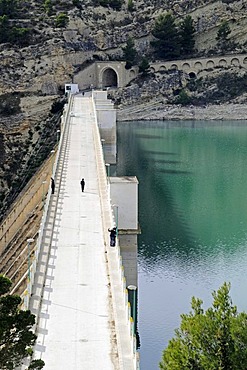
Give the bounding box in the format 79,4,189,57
91,95,140,370
22,94,74,309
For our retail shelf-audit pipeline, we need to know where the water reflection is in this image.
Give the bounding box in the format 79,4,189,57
117,120,247,370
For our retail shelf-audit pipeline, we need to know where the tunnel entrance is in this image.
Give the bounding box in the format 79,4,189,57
102,68,118,89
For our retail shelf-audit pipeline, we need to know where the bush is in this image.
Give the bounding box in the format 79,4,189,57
55,12,69,28
175,89,191,105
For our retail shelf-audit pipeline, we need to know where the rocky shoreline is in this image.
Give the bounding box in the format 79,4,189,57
117,103,247,122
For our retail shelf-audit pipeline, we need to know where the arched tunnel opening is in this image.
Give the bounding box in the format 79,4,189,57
189,71,197,79
102,68,118,89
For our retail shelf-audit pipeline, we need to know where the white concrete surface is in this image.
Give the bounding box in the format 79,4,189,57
33,96,116,369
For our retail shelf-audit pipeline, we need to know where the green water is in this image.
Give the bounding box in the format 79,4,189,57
116,120,247,370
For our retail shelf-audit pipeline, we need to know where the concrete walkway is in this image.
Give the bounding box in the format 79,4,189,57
32,96,121,369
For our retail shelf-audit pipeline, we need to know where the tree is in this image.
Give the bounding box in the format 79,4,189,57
139,57,150,76
216,20,231,52
122,37,137,69
0,275,44,370
0,0,18,18
10,26,30,46
175,89,191,105
0,14,9,43
151,13,181,59
55,12,69,28
180,15,195,56
160,282,247,370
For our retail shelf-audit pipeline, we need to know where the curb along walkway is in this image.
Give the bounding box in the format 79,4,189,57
31,95,134,369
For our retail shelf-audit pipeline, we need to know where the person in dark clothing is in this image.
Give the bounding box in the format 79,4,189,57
80,178,85,192
108,227,117,246
51,177,55,194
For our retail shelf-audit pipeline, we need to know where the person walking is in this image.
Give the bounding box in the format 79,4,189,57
108,227,117,247
51,177,55,194
80,178,85,192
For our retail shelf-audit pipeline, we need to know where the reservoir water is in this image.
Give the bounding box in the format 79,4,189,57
116,120,247,370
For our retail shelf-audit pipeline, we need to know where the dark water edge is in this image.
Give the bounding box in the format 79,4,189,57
116,120,247,370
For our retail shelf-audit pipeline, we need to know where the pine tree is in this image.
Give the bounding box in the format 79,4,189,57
151,13,181,59
139,57,150,76
180,15,195,56
216,20,231,52
122,37,137,69
160,283,247,370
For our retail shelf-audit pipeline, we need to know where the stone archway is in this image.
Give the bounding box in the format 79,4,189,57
102,68,118,88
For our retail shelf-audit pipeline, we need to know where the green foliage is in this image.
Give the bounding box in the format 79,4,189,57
28,359,45,369
10,26,30,45
0,15,30,45
0,0,18,18
96,0,122,10
72,0,81,8
216,20,231,51
0,14,9,42
0,275,38,370
180,15,195,56
55,12,69,28
44,0,52,15
139,57,150,76
151,13,181,60
127,0,134,12
175,89,191,105
122,37,137,69
160,283,247,370
0,275,12,295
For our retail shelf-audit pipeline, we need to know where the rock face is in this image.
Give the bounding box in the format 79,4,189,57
0,0,247,214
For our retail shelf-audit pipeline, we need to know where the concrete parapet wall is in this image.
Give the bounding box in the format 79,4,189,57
92,97,139,370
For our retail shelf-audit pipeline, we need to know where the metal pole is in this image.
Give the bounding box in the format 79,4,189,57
42,180,47,206
51,149,55,176
101,139,105,157
128,285,137,335
105,163,110,180
57,129,60,143
113,205,118,237
27,238,34,286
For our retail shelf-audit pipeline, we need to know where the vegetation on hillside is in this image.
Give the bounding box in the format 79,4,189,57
151,13,196,60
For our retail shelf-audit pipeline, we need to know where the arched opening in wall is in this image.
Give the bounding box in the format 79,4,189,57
170,64,178,70
182,63,190,72
219,59,227,68
206,60,215,69
231,58,240,67
102,68,118,89
189,72,196,79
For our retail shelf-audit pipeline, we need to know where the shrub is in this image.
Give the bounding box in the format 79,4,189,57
55,12,69,27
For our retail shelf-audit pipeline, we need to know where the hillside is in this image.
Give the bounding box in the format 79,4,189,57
0,0,247,217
